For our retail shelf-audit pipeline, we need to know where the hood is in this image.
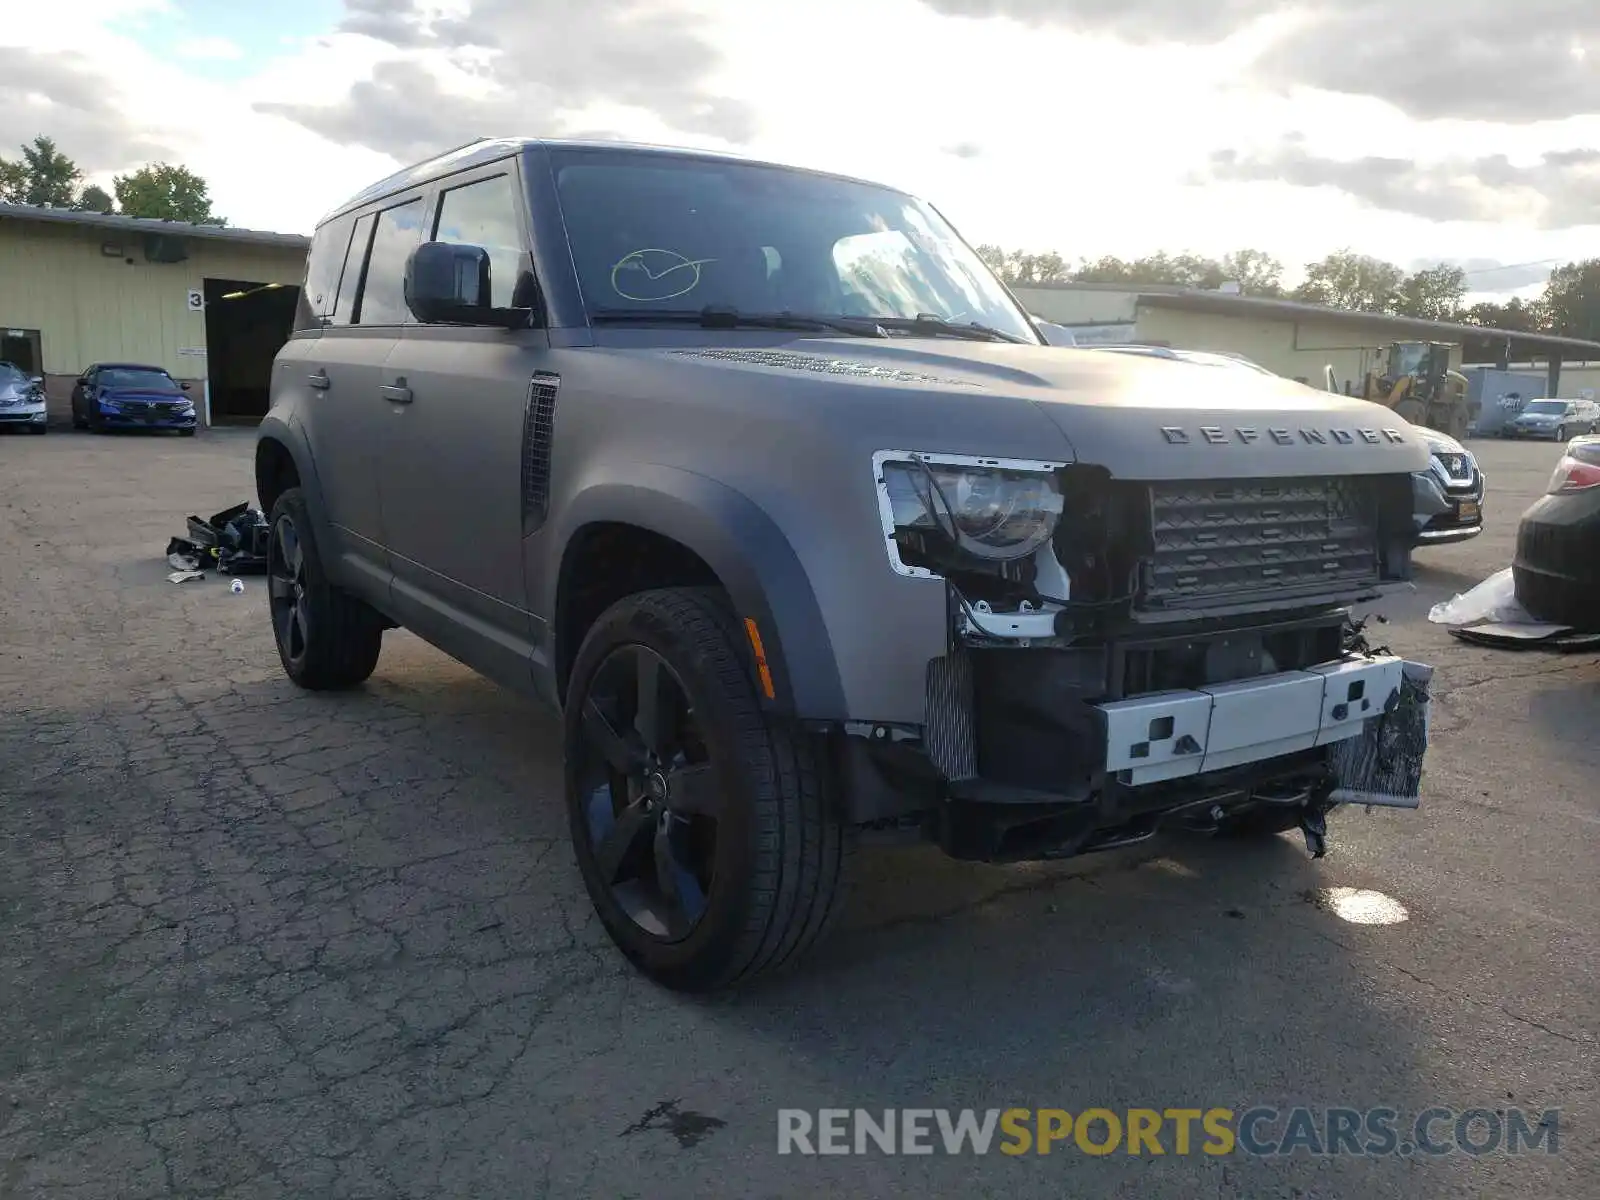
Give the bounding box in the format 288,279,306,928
1421,430,1467,455
101,387,187,402
0,381,43,405
635,337,1431,481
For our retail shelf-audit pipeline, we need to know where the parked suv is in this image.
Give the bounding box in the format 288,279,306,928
257,138,1433,991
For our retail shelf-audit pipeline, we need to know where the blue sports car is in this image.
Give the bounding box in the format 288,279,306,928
70,362,198,435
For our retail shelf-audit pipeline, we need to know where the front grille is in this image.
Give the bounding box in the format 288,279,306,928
1141,476,1381,611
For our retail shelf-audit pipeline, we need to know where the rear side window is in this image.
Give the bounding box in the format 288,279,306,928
432,173,525,309
357,198,427,325
298,215,356,329
331,213,376,327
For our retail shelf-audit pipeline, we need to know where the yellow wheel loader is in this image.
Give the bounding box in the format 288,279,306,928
1359,342,1475,440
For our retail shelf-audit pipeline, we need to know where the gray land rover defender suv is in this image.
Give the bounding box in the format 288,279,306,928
257,138,1431,991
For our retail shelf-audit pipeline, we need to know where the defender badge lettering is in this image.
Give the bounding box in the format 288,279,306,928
1161,425,1406,445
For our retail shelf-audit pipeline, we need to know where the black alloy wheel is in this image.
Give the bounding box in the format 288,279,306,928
268,512,312,672
264,486,384,690
572,643,723,942
563,587,850,991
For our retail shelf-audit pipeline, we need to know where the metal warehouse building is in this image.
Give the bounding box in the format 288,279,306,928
1014,281,1600,398
0,203,308,427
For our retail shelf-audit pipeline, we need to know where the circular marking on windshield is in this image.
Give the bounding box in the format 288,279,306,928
610,248,717,302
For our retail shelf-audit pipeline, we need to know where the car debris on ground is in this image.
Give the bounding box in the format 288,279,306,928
1427,566,1600,651
164,502,269,582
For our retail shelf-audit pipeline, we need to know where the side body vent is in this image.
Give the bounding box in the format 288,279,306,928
521,372,560,534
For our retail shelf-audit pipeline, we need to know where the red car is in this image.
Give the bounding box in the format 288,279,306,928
1513,436,1600,630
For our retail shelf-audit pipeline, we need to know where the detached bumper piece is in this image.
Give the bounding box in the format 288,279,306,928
167,502,271,576
1100,655,1402,785
918,642,1430,864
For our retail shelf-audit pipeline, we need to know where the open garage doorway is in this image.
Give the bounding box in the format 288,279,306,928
202,279,298,424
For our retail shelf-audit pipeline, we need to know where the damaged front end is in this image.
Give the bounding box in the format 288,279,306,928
847,451,1433,862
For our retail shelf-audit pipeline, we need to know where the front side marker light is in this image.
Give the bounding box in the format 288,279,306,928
744,617,776,700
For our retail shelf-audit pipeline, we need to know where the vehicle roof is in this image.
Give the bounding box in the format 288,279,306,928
89,362,173,372
319,136,919,226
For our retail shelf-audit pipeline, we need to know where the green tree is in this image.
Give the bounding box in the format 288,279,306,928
1071,252,1220,289
0,135,82,206
1292,250,1405,313
112,163,225,225
975,245,1072,287
1219,249,1285,296
1394,264,1467,321
1462,296,1548,333
75,184,115,213
1540,259,1600,341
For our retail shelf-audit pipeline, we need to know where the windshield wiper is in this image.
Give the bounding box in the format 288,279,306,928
866,313,1030,344
590,306,889,338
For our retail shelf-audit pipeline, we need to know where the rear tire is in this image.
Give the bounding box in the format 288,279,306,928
563,586,851,992
266,487,384,690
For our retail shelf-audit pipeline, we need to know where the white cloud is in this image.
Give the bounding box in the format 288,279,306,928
2,0,1596,283
173,35,245,61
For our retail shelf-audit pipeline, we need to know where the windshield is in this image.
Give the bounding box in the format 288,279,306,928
100,367,180,392
0,363,29,388
1523,401,1566,415
549,149,1039,342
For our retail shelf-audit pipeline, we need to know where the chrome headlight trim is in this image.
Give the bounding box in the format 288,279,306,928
871,449,1069,579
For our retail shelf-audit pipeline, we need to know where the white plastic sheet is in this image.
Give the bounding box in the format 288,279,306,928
1426,567,1532,627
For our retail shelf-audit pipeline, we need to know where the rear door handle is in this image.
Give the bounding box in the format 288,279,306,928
307,370,330,390
379,382,413,404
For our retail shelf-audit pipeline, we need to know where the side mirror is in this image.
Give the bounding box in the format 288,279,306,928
404,241,529,328
180,381,191,391
29,376,43,387
76,376,89,386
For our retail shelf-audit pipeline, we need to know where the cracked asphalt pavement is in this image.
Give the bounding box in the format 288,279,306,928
1,429,1595,1199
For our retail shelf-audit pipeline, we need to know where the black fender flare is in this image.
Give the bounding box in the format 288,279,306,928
547,464,847,720
254,413,329,528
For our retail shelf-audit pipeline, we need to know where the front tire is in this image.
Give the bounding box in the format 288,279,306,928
266,487,384,690
1555,425,1567,442
563,586,850,992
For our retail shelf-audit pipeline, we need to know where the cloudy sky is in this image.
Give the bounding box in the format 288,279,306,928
4,0,1598,298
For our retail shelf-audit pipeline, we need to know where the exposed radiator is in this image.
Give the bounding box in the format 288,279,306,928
1141,476,1381,611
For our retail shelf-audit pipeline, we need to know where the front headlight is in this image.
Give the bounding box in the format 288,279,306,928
874,451,1066,573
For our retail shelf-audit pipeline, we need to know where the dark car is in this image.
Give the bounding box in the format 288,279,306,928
70,363,198,435
1512,436,1600,630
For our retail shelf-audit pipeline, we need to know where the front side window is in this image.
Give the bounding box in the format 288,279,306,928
357,198,427,325
433,172,526,309
99,367,180,392
549,149,1038,341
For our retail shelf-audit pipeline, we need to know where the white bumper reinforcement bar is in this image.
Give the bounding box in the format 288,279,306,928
1099,654,1405,786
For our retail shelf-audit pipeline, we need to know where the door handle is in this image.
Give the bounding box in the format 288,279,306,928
307,370,330,390
380,381,413,404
